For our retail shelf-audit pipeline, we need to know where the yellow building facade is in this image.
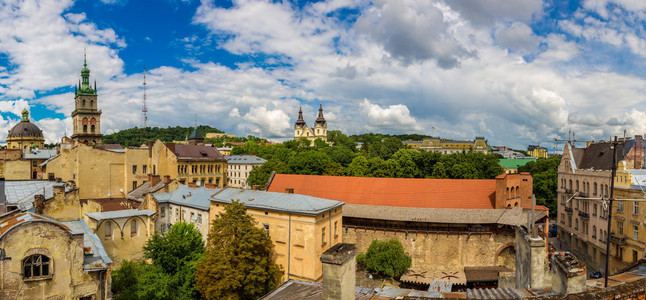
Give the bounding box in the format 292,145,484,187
209,188,343,282
151,140,227,187
527,145,548,158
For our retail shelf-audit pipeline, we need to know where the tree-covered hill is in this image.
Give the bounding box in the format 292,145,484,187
102,126,224,147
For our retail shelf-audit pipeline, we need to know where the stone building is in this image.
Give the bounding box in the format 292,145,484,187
527,145,548,159
0,211,112,300
71,54,102,145
556,137,645,274
6,109,45,151
150,140,227,187
148,184,215,239
405,136,489,154
209,188,344,282
226,154,267,188
294,104,327,143
266,173,548,280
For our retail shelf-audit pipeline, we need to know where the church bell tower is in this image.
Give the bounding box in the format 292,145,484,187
71,52,102,145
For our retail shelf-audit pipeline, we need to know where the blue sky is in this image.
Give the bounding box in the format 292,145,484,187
2,0,646,150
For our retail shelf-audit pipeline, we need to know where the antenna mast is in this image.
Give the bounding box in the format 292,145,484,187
141,67,148,128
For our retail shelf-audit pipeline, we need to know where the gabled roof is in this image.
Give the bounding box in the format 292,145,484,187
225,155,267,164
578,142,632,170
23,149,57,160
166,143,225,161
266,174,497,209
154,185,218,211
126,179,169,200
85,209,155,221
212,188,344,216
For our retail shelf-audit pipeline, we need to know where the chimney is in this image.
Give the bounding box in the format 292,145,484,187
285,188,294,194
55,177,62,183
551,252,586,294
321,243,356,300
67,180,76,188
148,174,161,187
163,175,171,184
53,185,65,196
34,194,45,215
635,135,644,169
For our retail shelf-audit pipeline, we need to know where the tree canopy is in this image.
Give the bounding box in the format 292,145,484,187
194,200,282,300
518,156,561,216
111,222,205,300
357,239,412,279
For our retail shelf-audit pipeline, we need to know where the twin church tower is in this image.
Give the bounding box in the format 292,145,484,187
294,104,327,143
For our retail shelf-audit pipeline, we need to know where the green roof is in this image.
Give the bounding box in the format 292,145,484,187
498,158,536,169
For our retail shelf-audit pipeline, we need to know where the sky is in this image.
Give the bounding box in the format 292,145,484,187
2,0,646,150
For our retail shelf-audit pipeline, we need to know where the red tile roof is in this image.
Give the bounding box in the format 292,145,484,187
267,174,497,209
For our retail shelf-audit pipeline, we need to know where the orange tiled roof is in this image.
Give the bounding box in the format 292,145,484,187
0,211,70,238
267,174,496,209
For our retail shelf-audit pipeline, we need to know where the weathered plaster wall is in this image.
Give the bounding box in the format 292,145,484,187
0,222,102,300
3,160,31,180
343,227,516,273
86,216,152,267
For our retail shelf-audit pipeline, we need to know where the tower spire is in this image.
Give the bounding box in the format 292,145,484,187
315,103,326,125
295,104,306,127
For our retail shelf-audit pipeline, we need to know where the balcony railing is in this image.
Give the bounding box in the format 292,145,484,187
564,206,573,213
610,234,627,246
578,211,590,219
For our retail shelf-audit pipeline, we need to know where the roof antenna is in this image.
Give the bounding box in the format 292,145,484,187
141,66,148,129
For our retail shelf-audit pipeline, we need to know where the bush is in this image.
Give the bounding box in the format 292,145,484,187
356,239,411,279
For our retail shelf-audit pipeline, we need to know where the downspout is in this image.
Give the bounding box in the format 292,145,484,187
329,211,332,246
99,269,104,300
287,212,291,281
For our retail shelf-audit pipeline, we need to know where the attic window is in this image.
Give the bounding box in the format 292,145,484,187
200,151,208,157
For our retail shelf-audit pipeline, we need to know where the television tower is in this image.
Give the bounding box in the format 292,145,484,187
141,67,148,128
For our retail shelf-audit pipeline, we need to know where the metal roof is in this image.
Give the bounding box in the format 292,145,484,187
61,218,112,270
212,188,344,216
85,209,155,221
466,287,523,299
225,155,267,164
5,181,72,211
260,280,375,300
154,185,218,211
23,149,57,160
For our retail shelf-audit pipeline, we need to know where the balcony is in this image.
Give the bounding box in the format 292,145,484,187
578,211,590,219
565,206,573,213
579,191,588,197
610,234,627,246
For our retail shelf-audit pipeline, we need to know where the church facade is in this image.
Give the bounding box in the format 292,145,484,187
294,104,327,143
71,54,103,146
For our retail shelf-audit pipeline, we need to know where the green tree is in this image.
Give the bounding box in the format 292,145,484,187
390,149,420,178
346,155,370,177
368,157,394,178
195,200,282,300
431,161,448,178
287,150,331,175
518,156,561,216
111,222,204,300
356,239,411,279
323,162,345,176
247,160,289,187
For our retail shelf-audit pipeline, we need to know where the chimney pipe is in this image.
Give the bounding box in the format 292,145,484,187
321,243,356,300
285,188,294,194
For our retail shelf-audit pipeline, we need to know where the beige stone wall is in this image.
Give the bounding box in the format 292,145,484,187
0,222,102,300
124,148,151,193
343,227,516,273
86,216,153,266
158,203,210,241
3,160,31,180
150,140,176,178
209,202,342,282
7,136,45,151
40,188,82,221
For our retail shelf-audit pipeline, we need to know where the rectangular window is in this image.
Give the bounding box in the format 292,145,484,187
105,221,112,238
263,224,269,233
618,221,624,235
618,201,624,213
634,225,639,240
191,212,195,222
132,165,137,174
143,165,147,174
176,208,179,220
132,181,138,191
634,250,639,263
161,207,165,217
131,219,138,237
322,227,326,246
334,221,338,237
634,201,639,215
197,214,202,225
32,160,37,167
593,204,597,216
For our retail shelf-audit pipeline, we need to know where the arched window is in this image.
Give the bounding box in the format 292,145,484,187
605,185,609,196
23,254,50,279
83,124,87,132
594,183,598,196
90,100,94,107
91,125,95,133
82,99,86,106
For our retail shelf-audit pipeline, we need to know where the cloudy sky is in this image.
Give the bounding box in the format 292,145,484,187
2,0,646,150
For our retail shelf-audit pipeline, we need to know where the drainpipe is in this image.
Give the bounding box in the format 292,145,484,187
287,212,291,281
329,211,332,246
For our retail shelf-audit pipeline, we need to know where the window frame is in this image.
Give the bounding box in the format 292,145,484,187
23,254,51,280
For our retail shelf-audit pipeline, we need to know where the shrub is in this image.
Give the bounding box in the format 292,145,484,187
356,239,411,279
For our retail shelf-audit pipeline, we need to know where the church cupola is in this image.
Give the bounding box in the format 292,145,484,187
315,104,326,126
295,105,307,127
